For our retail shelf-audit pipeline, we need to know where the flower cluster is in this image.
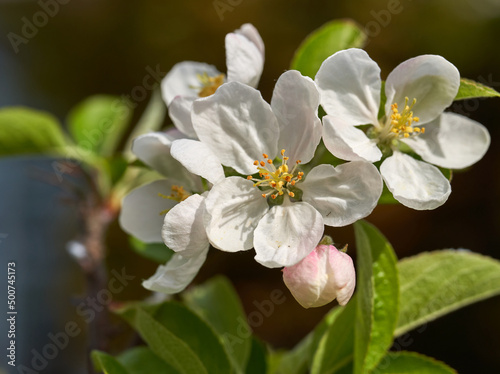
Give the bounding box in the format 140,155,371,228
119,26,490,308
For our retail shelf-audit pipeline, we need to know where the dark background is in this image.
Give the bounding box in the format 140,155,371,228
1,0,499,372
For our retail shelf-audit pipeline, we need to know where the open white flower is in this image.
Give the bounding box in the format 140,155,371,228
168,70,382,268
162,23,265,138
119,130,224,294
316,48,490,210
283,244,356,308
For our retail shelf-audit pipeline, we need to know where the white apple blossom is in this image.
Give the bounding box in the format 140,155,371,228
282,244,356,308
162,23,265,138
119,130,225,294
168,70,382,268
315,48,490,210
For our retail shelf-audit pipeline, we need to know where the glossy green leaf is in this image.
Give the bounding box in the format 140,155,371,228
396,250,500,336
374,351,457,373
311,299,356,374
118,347,179,374
151,302,233,374
0,107,68,156
119,307,207,374
455,78,500,100
353,220,399,374
291,19,366,79
92,350,130,374
129,237,174,264
182,276,251,374
67,95,132,157
245,338,267,374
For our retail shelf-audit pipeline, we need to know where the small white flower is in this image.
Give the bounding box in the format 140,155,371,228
162,23,265,138
119,130,225,294
169,70,382,268
282,244,356,308
316,48,490,210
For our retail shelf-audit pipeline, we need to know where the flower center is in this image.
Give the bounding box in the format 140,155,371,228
247,149,303,200
388,97,424,138
196,72,225,97
158,185,190,215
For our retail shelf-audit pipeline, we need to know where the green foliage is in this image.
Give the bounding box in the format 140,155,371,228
128,237,174,264
118,306,208,373
183,276,252,374
455,78,500,100
67,95,132,157
353,220,399,374
0,107,69,156
92,351,130,374
118,347,178,373
290,20,366,79
245,338,268,374
395,249,500,336
374,351,457,373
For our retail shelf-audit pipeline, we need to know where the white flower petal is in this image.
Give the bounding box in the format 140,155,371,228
315,48,381,126
119,180,178,243
270,70,322,165
225,27,264,88
168,96,197,138
385,55,460,124
162,194,209,258
192,82,279,174
301,162,382,226
204,177,269,252
132,132,199,190
234,23,265,57
170,139,225,184
253,199,324,268
161,61,222,105
322,115,382,162
142,248,208,294
380,152,451,210
402,112,490,169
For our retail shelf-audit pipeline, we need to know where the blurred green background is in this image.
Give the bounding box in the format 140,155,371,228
1,0,500,372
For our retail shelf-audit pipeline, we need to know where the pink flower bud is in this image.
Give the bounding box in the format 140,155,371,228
282,245,356,308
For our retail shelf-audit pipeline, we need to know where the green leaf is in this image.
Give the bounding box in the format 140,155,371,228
92,350,130,374
118,347,179,374
0,107,69,156
182,276,252,374
290,19,366,79
374,351,457,373
151,302,233,374
67,95,132,157
455,78,500,100
395,249,500,336
245,338,268,374
119,307,208,374
311,299,356,374
129,236,174,264
353,220,399,374
123,89,166,161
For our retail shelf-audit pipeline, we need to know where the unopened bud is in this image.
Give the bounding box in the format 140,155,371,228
282,244,355,308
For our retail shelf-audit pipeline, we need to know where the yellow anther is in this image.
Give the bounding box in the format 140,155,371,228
267,159,273,164
261,193,266,198
247,175,253,180
196,72,225,97
387,97,424,140
263,153,268,158
296,160,301,164
260,161,265,167
281,149,285,156
271,194,277,199
288,191,295,197
253,160,259,165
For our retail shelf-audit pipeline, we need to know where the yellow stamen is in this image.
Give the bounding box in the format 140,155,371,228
196,72,225,97
388,97,425,139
